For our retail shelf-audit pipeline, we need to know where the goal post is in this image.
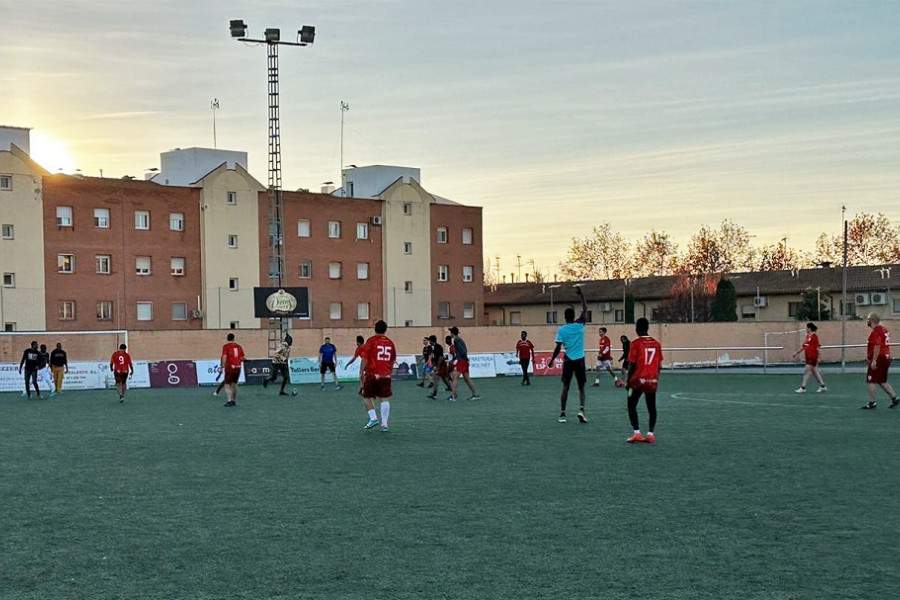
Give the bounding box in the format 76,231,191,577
0,330,128,363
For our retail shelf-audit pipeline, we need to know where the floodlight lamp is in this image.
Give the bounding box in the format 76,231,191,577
230,19,247,38
299,25,316,44
265,28,281,42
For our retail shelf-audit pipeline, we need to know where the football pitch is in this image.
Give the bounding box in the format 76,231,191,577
1,372,898,600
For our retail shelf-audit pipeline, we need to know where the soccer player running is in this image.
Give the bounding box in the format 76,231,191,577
448,326,480,402
359,320,397,432
109,343,134,403
416,337,433,388
263,334,293,396
37,344,54,394
219,333,245,407
426,335,452,398
548,286,589,423
318,337,343,391
18,341,41,399
592,327,623,387
515,330,536,386
861,313,899,410
345,335,366,368
625,318,663,443
50,342,68,396
793,322,826,394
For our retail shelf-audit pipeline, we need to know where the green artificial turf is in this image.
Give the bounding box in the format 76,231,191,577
0,373,898,600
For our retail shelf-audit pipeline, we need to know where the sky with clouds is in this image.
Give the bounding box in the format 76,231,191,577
3,0,900,278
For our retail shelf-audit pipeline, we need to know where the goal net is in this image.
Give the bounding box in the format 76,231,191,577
0,330,129,364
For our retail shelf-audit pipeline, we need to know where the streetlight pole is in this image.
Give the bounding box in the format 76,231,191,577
841,205,848,372
340,101,349,196
230,19,315,353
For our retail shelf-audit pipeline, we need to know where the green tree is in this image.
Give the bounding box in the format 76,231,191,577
711,277,738,321
625,293,635,324
795,288,831,321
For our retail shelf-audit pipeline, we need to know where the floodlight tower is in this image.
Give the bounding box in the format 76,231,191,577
230,19,315,351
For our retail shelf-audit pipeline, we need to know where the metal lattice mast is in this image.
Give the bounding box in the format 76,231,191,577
267,42,287,354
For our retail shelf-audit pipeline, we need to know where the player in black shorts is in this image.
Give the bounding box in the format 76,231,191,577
18,340,42,398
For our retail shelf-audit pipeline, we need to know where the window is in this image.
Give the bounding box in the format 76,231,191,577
788,302,802,318
97,301,113,321
740,305,756,319
229,278,239,291
172,302,188,320
226,191,237,205
437,265,449,282
2,273,14,288
4,322,16,332
403,202,412,215
894,298,900,314
2,224,12,240
357,263,369,280
510,311,522,325
227,234,238,249
229,321,239,329
438,302,451,319
462,227,473,245
404,281,413,293
437,227,448,243
403,242,412,254
134,210,150,230
56,206,73,227
298,261,312,279
840,300,856,317
329,302,342,320
136,256,151,276
329,262,342,279
356,222,369,240
171,257,185,276
58,254,74,273
328,221,341,238
585,310,593,323
136,302,153,321
357,302,370,320
298,219,311,237
169,212,184,231
546,311,558,324
59,301,76,320
463,302,475,319
462,265,474,283
94,208,110,228
96,255,111,275
0,174,11,191
614,309,624,323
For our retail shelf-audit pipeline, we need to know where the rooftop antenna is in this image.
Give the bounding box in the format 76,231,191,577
340,101,349,196
211,98,220,148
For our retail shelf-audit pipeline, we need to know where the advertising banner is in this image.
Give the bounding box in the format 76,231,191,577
243,359,273,386
195,360,245,386
288,356,321,384
533,352,564,377
393,354,418,380
493,352,533,377
253,287,310,319
148,360,198,389
467,353,498,378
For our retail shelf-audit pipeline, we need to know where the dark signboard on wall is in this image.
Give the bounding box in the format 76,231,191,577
253,287,310,319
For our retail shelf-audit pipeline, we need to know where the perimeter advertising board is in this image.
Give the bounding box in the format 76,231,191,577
253,287,310,319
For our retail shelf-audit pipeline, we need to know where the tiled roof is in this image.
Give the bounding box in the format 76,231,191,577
483,264,900,305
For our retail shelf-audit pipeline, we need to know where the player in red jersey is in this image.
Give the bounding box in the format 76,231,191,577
625,318,663,444
359,320,397,431
792,322,826,394
218,332,245,407
515,330,536,386
109,343,134,403
861,313,898,409
592,327,623,387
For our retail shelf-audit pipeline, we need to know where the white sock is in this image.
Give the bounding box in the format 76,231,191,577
634,429,641,435
368,409,377,421
380,401,390,427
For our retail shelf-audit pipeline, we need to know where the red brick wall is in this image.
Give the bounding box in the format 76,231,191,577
267,190,385,328
429,203,484,326
42,175,202,331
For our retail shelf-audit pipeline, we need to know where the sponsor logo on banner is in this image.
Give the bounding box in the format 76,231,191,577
467,354,498,378
195,360,245,386
493,352,533,377
533,352,564,376
148,361,198,388
244,359,273,385
393,355,418,380
288,357,321,384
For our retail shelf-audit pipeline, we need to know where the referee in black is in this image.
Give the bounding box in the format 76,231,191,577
18,340,42,399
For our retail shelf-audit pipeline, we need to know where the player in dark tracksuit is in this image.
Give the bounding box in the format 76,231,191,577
18,341,42,398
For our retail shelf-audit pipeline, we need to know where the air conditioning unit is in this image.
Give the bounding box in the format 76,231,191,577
855,293,870,306
370,216,383,226
754,296,768,307
600,302,612,312
871,292,887,305
190,309,204,319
